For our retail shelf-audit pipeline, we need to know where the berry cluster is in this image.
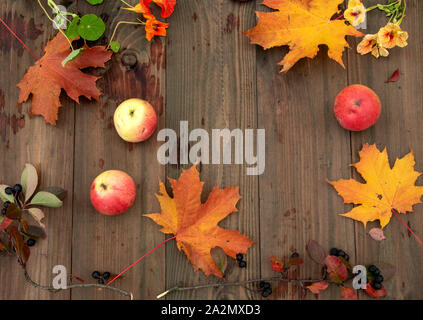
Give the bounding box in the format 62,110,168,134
259,281,272,297
368,265,384,290
92,271,111,284
236,253,247,268
1,201,11,216
4,184,23,197
329,247,350,261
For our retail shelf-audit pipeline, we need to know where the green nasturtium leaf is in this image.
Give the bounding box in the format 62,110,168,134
0,185,14,203
62,48,85,67
86,0,104,4
30,191,63,208
21,163,38,202
65,16,80,39
110,41,121,53
78,14,105,41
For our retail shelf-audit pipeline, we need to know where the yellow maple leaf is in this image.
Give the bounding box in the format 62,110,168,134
245,0,364,72
329,144,423,228
145,165,253,278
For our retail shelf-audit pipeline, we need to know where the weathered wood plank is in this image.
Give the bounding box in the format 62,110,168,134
165,0,260,299
255,1,356,299
347,0,423,299
70,2,165,299
0,0,74,299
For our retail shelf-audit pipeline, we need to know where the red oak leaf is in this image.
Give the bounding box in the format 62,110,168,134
324,255,348,283
340,286,358,300
365,281,387,298
306,281,329,294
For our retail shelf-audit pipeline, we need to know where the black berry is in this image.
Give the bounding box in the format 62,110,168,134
3,201,10,208
262,288,272,297
13,184,22,194
344,254,350,261
291,252,299,258
259,281,266,288
263,282,271,289
103,272,111,280
329,248,338,256
371,281,382,290
92,271,101,279
337,250,346,258
368,265,380,276
4,187,13,195
236,253,244,261
1,208,6,216
239,260,247,268
26,239,36,247
374,275,384,283
98,278,105,285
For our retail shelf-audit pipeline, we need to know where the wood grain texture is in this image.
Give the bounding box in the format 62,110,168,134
347,0,423,300
165,0,260,299
70,1,165,299
255,0,356,300
1,0,423,300
0,0,73,299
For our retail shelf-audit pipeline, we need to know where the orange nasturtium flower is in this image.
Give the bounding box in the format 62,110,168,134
144,14,169,41
377,23,408,49
357,34,389,58
344,0,366,27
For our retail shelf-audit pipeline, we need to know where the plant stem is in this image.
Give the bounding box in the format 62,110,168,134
21,265,134,300
157,276,331,299
107,21,145,49
120,0,135,8
37,0,74,50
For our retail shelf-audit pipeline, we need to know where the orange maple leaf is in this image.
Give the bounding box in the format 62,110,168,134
145,165,253,278
329,144,423,229
245,0,364,72
17,33,112,125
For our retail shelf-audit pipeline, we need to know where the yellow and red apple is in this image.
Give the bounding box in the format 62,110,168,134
334,84,381,131
90,170,136,215
113,98,158,143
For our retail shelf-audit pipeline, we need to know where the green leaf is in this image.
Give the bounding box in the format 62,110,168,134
0,185,14,203
30,191,63,208
65,16,80,39
78,14,105,41
62,48,84,67
86,0,104,4
6,203,22,220
42,187,67,201
110,41,121,53
21,163,38,202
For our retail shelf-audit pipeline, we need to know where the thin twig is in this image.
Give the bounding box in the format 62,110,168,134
22,265,134,300
157,276,330,299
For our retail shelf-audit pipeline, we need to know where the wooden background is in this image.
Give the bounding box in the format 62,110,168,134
0,0,422,299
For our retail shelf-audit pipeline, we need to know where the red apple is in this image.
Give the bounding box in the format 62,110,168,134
90,170,136,215
114,98,158,143
334,84,381,131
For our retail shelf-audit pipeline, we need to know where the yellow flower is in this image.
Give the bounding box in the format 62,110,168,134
357,34,389,58
377,23,408,49
345,0,366,27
